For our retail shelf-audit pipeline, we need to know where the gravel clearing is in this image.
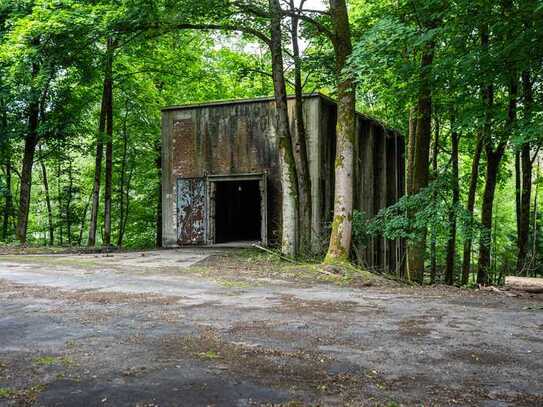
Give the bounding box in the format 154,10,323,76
0,249,542,406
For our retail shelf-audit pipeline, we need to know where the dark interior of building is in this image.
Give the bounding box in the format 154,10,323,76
214,180,261,243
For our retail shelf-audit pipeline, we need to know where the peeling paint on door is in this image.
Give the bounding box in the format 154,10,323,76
177,178,206,245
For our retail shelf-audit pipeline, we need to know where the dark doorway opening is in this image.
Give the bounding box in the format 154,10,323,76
214,180,261,243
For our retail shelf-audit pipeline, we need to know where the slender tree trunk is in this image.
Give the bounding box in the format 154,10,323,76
406,107,417,196
117,102,129,247
408,40,435,283
1,135,12,241
78,193,92,246
16,93,39,243
430,114,440,284
269,0,299,256
66,161,73,245
2,157,12,241
461,133,483,285
56,159,63,246
155,141,163,248
103,37,114,247
515,150,522,247
38,147,54,245
405,107,417,281
325,0,356,263
531,162,539,275
118,167,133,246
445,127,460,285
478,76,516,284
289,0,312,255
88,43,111,247
518,70,533,275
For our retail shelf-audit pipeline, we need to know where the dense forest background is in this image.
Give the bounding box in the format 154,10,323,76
0,0,542,285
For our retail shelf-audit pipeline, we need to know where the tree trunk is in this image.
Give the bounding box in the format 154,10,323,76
16,96,39,244
517,70,533,275
66,161,73,245
88,43,111,247
2,157,12,241
1,138,12,241
289,0,312,255
118,167,133,247
531,164,539,275
445,127,459,285
155,141,163,248
478,76,516,284
461,133,483,285
39,147,54,245
103,37,114,247
515,150,521,247
430,114,439,284
406,107,417,196
78,193,92,246
56,160,63,246
269,0,299,257
408,40,435,283
117,101,129,247
325,0,356,263
478,149,501,285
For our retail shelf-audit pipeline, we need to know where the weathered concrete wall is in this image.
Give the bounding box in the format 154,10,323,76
161,93,406,274
352,114,406,275
162,96,321,247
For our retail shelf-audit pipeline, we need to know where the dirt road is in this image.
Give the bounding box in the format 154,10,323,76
0,250,542,406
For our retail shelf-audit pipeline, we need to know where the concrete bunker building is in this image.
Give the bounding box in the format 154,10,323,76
161,93,405,273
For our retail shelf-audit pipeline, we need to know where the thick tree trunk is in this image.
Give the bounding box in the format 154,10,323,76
478,150,501,284
88,44,111,247
269,0,299,256
289,1,312,255
461,133,483,285
408,40,435,283
103,37,114,247
16,99,39,243
445,128,460,285
325,0,356,263
517,70,533,275
39,148,54,245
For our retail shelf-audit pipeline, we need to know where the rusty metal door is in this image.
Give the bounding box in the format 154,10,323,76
177,177,207,245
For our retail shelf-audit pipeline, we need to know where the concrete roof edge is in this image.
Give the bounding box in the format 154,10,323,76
161,93,324,111
161,92,402,136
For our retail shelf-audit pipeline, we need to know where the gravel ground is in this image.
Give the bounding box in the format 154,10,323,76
0,249,542,407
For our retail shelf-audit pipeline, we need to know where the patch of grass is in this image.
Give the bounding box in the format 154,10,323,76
196,350,221,360
34,356,74,367
0,388,14,398
216,279,253,289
